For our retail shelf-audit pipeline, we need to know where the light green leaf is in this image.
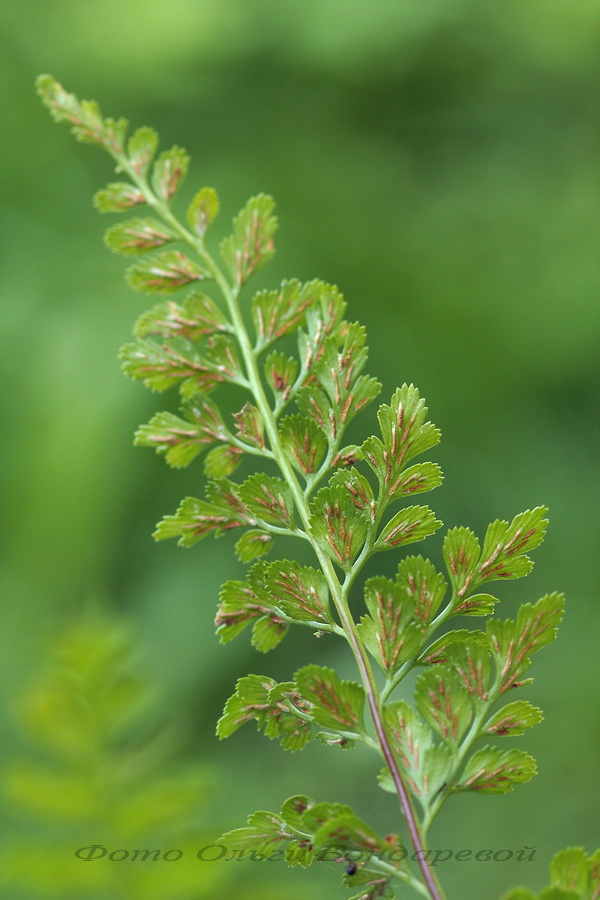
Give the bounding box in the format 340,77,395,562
265,351,299,402
363,384,441,488
358,612,424,674
310,479,371,568
442,637,493,702
414,667,473,745
478,507,549,584
127,125,159,176
100,115,128,149
454,592,499,616
120,337,222,396
280,414,328,476
487,593,564,693
313,812,387,854
443,526,481,600
220,193,277,284
94,181,145,211
238,473,295,528
235,529,274,563
345,375,382,423
126,250,208,294
201,335,244,384
133,292,229,340
274,710,314,751
203,444,243,477
264,560,331,624
252,279,322,349
215,579,274,643
383,701,451,802
297,282,347,369
181,394,229,436
315,731,356,750
104,217,175,256
285,840,316,868
332,444,364,468
311,322,380,427
151,145,189,200
295,665,365,732
346,875,395,900
419,628,488,665
233,402,265,450
358,575,427,673
380,750,451,805
186,186,219,237
384,461,443,503
36,75,116,147
134,397,228,468
280,795,315,831
219,810,292,856
331,467,375,512
458,746,537,793
550,848,589,894
376,505,441,551
251,614,289,653
484,701,543,737
396,555,447,625
299,800,354,834
313,322,370,421
216,675,277,738
217,677,312,748
279,799,319,864
343,863,397,899
134,410,210,468
296,384,337,439
588,848,600,897
153,496,248,546
205,477,252,520
215,568,289,653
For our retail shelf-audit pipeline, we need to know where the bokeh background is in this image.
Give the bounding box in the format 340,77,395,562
1,1,599,898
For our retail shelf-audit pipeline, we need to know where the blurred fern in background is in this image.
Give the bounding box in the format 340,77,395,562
1,610,226,900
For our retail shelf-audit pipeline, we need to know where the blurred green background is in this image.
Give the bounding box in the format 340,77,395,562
1,1,599,897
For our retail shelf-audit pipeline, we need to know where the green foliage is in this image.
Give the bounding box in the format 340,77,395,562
135,396,229,469
127,126,158,176
220,194,278,285
310,478,372,569
104,217,176,256
358,573,429,673
0,611,226,899
126,250,209,294
134,293,230,340
220,794,406,895
500,847,600,900
186,186,220,238
94,181,146,212
457,746,537,794
252,279,321,349
294,665,365,732
37,74,590,900
151,146,189,200
216,662,369,750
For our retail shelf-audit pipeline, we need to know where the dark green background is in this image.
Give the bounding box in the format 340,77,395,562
1,1,599,897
